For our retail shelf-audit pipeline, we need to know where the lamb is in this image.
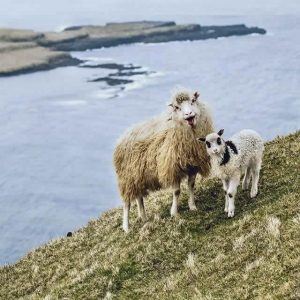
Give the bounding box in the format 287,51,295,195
114,90,214,232
198,129,264,217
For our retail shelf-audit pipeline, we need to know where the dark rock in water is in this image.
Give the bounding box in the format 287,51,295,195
108,70,150,77
80,63,141,71
85,62,151,87
88,77,134,86
67,232,72,237
82,61,151,87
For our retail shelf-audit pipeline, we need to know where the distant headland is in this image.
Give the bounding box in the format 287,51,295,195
0,21,266,77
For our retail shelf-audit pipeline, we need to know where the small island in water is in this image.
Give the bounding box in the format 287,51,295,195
0,21,266,77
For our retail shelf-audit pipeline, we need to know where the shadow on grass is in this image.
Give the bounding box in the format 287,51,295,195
152,168,284,237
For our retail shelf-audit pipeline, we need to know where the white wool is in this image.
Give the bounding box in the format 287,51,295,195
211,129,264,179
114,90,214,232
204,129,264,218
116,100,211,146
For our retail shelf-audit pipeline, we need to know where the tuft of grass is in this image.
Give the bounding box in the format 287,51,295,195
0,131,299,300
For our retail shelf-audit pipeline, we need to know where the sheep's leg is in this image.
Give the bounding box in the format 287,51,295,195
171,184,180,216
123,201,131,232
250,157,262,198
227,175,240,218
222,179,229,212
242,166,251,190
136,197,146,221
188,174,197,211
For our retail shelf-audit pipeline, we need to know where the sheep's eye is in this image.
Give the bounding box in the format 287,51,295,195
206,141,211,148
217,138,221,145
192,98,196,103
175,106,180,110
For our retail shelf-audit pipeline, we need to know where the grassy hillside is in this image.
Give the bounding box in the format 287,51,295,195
1,132,299,300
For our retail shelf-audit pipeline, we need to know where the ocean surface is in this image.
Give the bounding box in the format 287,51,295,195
0,1,299,264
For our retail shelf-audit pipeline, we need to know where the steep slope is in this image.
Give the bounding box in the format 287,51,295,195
1,132,299,299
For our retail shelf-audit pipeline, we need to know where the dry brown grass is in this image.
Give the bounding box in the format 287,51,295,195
0,131,299,300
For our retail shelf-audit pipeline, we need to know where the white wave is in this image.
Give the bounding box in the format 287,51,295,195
53,100,87,107
93,88,120,99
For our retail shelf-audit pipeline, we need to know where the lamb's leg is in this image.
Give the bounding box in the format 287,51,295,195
136,197,146,221
123,201,131,232
188,174,197,211
227,175,240,218
250,158,262,198
171,183,180,216
242,166,251,190
222,179,229,212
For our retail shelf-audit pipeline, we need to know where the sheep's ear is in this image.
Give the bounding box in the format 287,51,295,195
193,91,200,100
217,129,224,136
197,137,206,142
168,103,174,108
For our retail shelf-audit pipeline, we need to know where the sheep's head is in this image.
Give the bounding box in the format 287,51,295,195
168,91,201,128
198,129,226,156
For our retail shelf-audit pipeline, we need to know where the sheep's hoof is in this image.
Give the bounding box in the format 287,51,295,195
250,189,258,198
170,210,178,217
122,225,129,233
189,205,198,211
228,210,235,218
224,207,228,213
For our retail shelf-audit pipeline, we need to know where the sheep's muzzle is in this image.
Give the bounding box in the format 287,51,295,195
185,116,196,126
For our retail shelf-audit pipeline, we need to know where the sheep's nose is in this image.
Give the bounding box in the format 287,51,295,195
213,149,218,153
185,111,192,116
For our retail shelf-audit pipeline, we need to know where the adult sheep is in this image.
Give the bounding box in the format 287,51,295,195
114,90,213,232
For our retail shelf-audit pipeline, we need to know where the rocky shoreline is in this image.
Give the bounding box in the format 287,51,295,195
0,21,266,77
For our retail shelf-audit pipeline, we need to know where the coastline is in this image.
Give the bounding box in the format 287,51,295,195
0,21,266,77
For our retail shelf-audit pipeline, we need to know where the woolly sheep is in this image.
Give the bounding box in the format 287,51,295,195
198,129,264,217
114,90,214,232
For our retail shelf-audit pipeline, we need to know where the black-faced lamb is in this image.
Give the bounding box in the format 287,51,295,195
198,129,264,217
114,90,214,232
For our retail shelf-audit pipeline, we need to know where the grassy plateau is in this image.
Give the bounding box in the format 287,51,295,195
0,131,299,299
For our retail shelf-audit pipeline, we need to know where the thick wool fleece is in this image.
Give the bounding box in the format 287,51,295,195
113,101,213,203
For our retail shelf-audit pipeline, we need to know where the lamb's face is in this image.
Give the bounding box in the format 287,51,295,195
169,91,201,127
199,129,226,157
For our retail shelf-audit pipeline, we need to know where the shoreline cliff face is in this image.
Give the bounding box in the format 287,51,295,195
0,21,266,77
0,131,299,299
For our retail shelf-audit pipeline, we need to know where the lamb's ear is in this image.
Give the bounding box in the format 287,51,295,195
168,103,174,108
197,137,206,142
193,91,200,100
217,129,224,136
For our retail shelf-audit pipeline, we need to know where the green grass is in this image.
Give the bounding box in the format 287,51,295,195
1,131,299,300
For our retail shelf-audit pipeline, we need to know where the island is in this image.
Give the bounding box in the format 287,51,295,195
0,21,266,77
